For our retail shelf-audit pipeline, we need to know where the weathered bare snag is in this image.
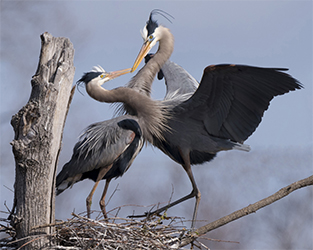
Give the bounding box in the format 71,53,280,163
10,32,75,249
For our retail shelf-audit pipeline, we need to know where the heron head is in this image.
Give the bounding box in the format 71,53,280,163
131,9,173,73
77,66,131,88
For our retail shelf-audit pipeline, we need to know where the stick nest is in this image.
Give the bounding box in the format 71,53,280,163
1,212,194,250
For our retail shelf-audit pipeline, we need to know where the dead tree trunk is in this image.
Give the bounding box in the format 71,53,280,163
10,32,75,249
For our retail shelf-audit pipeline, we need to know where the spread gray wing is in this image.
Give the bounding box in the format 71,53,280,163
173,64,302,143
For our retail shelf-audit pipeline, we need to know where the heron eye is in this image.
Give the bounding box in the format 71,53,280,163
100,74,105,78
149,35,154,41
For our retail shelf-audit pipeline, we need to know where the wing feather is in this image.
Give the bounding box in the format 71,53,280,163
56,116,137,188
173,64,302,143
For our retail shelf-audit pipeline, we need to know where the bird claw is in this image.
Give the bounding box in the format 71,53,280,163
128,212,150,218
128,210,161,219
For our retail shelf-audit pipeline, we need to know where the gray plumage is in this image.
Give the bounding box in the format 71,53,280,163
56,114,143,218
161,60,199,100
56,116,142,192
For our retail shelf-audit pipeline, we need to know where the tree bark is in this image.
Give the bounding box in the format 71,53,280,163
10,32,75,249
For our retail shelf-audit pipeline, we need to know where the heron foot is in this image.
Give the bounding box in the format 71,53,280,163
100,201,108,219
128,211,154,219
128,206,167,219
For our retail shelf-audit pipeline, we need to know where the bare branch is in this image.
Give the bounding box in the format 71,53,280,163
179,175,313,247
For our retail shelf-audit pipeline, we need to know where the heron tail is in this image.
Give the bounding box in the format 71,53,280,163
56,180,71,196
232,142,251,152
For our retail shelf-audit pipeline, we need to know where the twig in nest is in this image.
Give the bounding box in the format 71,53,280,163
51,212,189,249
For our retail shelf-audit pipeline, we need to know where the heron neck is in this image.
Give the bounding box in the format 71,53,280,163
152,26,174,78
86,85,149,108
126,26,174,96
86,85,168,142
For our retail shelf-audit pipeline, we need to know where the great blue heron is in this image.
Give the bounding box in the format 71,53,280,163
121,10,302,227
56,66,149,218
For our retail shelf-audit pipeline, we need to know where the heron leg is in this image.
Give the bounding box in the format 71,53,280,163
129,149,200,228
99,178,112,219
86,181,100,218
86,166,111,218
178,150,201,229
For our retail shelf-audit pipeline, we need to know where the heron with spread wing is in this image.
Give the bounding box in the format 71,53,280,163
122,10,303,227
58,10,302,228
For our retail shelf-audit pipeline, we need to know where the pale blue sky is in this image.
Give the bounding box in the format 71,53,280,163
1,1,312,248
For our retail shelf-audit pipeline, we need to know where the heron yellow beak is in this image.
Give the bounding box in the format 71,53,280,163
108,68,132,80
131,40,153,73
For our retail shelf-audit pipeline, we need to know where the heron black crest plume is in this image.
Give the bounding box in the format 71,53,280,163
76,66,106,94
146,9,174,35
